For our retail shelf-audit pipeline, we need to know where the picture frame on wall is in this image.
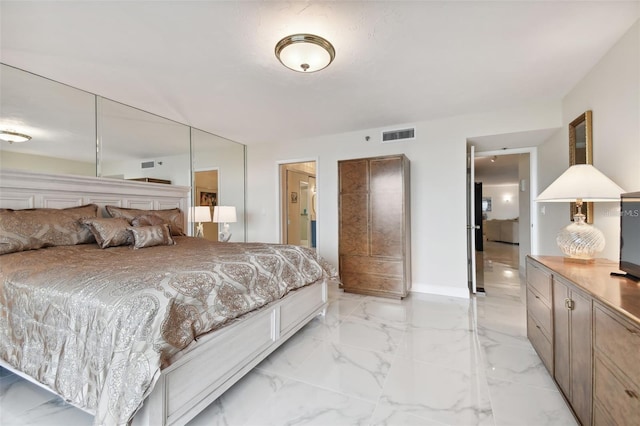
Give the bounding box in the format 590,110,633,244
291,192,298,203
482,197,492,212
197,187,217,209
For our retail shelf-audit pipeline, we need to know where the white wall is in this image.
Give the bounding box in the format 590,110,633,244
247,102,561,299
482,184,519,220
1,150,95,176
537,20,640,261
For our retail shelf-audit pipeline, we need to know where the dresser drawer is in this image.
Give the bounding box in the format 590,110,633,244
594,304,640,387
527,289,552,336
594,356,640,426
527,314,553,373
526,260,552,303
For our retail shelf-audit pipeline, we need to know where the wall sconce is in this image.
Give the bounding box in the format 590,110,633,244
213,206,237,242
188,206,211,238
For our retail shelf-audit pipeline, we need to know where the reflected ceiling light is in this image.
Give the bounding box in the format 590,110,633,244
275,33,335,73
0,130,31,143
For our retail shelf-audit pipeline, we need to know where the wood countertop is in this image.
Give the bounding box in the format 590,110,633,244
528,255,640,324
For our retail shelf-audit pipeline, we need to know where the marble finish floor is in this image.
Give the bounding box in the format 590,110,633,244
0,250,576,425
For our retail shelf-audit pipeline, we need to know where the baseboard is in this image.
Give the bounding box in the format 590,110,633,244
410,283,470,299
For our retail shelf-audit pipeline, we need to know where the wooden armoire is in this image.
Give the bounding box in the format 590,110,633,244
338,154,411,299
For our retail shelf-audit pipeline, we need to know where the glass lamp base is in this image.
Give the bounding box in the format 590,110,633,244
556,214,605,260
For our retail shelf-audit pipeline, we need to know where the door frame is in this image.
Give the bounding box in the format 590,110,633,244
276,157,319,248
473,146,539,275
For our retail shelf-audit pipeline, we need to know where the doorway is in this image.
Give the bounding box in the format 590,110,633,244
194,169,219,242
473,151,532,296
279,161,317,248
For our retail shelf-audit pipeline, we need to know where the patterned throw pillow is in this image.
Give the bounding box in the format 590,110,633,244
131,214,167,227
0,204,98,255
105,206,185,236
81,217,133,248
129,224,176,249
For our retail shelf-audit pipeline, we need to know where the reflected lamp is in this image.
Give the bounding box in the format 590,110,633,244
213,206,237,242
188,206,211,238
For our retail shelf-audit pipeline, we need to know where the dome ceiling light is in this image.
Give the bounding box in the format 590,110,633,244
0,130,31,143
275,33,335,73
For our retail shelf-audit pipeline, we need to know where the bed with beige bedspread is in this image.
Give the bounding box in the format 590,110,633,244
0,236,336,425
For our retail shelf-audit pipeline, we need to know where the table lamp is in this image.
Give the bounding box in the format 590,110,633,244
536,164,625,262
188,206,212,238
213,206,237,242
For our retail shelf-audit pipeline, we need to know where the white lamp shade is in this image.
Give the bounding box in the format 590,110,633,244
213,206,237,223
536,164,625,202
188,206,211,223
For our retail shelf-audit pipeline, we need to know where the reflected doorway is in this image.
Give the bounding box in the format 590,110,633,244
280,161,316,248
194,169,219,242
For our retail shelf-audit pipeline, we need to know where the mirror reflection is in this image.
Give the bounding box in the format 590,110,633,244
0,64,96,175
192,128,245,242
0,64,246,240
99,97,191,186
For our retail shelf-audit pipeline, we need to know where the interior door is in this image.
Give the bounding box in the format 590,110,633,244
467,144,478,294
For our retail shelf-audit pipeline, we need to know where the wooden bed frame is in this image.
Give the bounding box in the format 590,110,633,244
0,169,329,426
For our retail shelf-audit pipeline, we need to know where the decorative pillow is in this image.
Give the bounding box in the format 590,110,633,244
129,224,175,249
131,214,167,228
0,204,98,255
81,217,133,248
105,206,185,236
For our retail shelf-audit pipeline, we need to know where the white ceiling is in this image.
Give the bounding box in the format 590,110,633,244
1,1,638,146
474,153,521,186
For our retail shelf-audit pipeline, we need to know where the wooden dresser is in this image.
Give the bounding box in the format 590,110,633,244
526,256,640,426
338,154,411,299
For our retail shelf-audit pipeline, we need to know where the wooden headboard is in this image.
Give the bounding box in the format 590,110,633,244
0,169,191,228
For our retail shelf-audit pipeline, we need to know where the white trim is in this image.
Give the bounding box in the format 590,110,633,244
411,283,470,299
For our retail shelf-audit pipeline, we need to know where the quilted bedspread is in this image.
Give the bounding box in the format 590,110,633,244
0,237,336,425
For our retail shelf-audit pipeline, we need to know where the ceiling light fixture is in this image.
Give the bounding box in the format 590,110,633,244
0,130,31,143
275,33,335,73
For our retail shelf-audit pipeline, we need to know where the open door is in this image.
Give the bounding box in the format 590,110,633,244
467,145,478,294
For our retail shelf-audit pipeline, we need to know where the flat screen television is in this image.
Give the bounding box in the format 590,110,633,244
620,191,640,281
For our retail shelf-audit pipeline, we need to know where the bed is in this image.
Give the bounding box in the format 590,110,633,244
0,169,333,426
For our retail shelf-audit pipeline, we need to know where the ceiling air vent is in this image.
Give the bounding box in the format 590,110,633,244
382,127,415,143
141,161,155,169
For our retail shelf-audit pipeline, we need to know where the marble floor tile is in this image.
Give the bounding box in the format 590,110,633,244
288,340,393,402
188,369,286,426
369,402,446,425
243,379,376,426
395,327,485,375
328,316,405,354
483,340,557,390
379,359,494,425
487,377,577,425
348,297,411,328
1,241,576,426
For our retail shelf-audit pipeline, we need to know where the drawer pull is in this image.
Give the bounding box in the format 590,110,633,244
564,298,574,310
536,325,541,330
625,389,638,399
627,327,639,335
534,294,540,299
